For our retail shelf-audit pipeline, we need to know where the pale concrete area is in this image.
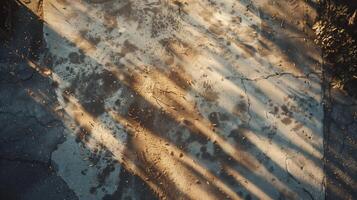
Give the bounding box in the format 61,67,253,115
1,0,326,199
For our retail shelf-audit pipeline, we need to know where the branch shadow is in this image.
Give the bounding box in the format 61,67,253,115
1,0,344,200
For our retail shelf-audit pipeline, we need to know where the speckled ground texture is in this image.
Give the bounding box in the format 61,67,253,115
0,0,355,200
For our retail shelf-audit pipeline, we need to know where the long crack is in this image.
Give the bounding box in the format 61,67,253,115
0,110,61,128
228,71,322,82
285,157,315,200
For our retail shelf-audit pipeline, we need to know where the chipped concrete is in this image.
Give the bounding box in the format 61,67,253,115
0,0,329,199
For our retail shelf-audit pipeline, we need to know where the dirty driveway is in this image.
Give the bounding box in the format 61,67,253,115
1,0,327,200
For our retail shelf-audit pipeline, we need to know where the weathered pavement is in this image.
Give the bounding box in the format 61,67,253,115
1,0,351,199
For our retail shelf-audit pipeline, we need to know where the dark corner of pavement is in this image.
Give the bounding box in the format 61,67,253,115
0,0,77,199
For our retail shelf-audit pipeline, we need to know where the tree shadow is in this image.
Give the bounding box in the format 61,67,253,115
0,0,344,200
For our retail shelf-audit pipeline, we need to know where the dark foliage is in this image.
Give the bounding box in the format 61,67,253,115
313,0,357,97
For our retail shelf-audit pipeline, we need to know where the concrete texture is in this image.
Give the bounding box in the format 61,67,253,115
40,0,324,199
2,0,353,200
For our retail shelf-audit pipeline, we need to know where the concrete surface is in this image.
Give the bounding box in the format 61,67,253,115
41,0,324,199
2,0,353,200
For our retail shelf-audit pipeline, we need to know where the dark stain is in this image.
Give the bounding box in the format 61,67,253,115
233,101,247,114
81,169,88,175
202,88,219,102
200,145,214,161
281,117,292,125
281,105,292,116
232,101,249,122
68,52,82,64
82,99,105,117
88,150,102,166
228,126,253,150
121,40,138,55
100,70,122,94
89,162,116,194
272,106,279,114
75,126,91,143
231,16,242,24
208,112,220,127
80,29,101,46
292,123,303,131
67,69,122,117
114,99,121,107
88,35,101,45
186,131,209,145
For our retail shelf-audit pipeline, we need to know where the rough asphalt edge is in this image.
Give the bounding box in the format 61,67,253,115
0,0,78,199
322,51,357,199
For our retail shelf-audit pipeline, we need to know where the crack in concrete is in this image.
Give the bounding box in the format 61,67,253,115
228,71,322,82
285,157,315,200
0,111,61,128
